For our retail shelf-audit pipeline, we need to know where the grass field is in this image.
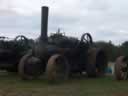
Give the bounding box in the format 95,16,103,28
0,72,128,96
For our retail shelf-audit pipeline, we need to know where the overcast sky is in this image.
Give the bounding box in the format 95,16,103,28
0,0,128,45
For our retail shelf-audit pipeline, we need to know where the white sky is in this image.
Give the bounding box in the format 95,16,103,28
0,0,128,45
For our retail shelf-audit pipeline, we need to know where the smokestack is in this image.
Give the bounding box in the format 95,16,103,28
40,6,49,42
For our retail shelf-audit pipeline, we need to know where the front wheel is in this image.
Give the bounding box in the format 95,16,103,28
18,51,43,80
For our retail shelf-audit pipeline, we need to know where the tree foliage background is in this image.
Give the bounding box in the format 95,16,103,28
95,40,128,62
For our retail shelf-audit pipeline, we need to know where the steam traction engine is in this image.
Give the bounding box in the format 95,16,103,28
18,6,108,82
0,35,32,72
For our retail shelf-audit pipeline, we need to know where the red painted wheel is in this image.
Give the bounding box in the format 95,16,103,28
114,56,128,80
46,54,69,82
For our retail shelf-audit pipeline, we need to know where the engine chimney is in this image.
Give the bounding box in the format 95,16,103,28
40,6,49,42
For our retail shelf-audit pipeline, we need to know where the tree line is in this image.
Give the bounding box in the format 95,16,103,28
94,41,128,62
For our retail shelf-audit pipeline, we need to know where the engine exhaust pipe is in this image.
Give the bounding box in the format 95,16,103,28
40,6,49,42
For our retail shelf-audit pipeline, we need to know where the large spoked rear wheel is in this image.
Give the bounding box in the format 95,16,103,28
95,49,108,77
46,54,69,83
86,48,97,77
18,51,43,80
114,56,128,80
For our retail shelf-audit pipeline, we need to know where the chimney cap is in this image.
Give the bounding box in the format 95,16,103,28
42,6,49,8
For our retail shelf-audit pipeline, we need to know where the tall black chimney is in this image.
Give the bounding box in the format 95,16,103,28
40,6,49,42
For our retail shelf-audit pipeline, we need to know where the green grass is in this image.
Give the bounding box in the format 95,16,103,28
0,72,128,96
